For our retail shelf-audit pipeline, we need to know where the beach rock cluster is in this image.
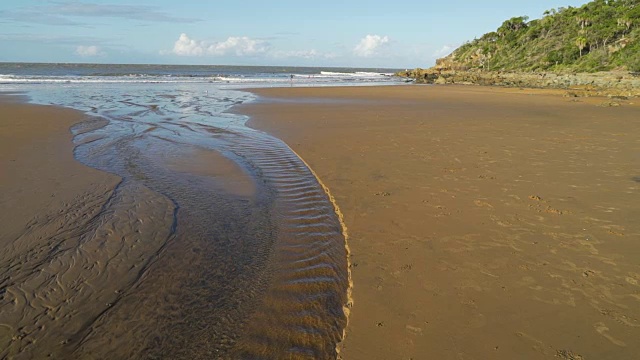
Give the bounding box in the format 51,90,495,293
397,69,640,98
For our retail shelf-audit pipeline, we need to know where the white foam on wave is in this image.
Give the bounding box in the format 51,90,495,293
0,70,402,88
0,75,214,84
318,71,392,78
212,76,287,83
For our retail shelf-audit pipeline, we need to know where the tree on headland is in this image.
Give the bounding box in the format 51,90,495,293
497,16,529,37
433,0,640,72
576,15,591,30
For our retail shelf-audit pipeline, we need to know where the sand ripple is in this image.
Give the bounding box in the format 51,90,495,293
2,88,349,359
229,137,350,359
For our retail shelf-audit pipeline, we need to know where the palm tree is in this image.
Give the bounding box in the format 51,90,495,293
618,17,633,37
576,16,590,30
575,37,587,57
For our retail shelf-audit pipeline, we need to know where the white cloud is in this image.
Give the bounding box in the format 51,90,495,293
75,45,103,57
52,1,201,23
172,33,268,57
210,36,267,56
433,44,456,58
172,33,203,56
353,35,389,57
0,2,200,26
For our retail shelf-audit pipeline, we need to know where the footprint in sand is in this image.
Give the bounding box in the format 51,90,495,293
556,349,584,360
405,324,423,335
489,214,512,228
594,322,627,347
545,206,564,215
474,199,494,209
599,309,640,327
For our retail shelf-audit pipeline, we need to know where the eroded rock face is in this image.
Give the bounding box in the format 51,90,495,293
397,69,640,98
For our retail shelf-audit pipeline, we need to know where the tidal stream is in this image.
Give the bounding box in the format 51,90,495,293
1,82,351,359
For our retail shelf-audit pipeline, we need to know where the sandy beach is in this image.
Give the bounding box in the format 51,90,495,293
241,85,640,359
2,83,639,359
1,92,351,359
0,97,123,357
0,97,120,244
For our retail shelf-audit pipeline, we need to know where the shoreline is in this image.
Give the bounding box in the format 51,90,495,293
239,84,640,359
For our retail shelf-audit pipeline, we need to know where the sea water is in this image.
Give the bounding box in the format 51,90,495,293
0,63,403,359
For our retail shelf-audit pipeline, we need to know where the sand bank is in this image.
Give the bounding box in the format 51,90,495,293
241,85,640,359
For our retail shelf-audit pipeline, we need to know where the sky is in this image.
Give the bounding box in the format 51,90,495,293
0,0,589,68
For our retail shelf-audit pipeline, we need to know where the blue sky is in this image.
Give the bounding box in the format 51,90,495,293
0,0,588,68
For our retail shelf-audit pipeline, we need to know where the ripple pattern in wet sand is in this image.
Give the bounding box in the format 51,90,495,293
1,87,350,359
229,138,350,359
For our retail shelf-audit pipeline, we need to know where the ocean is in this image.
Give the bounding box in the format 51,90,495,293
0,62,402,85
0,63,404,359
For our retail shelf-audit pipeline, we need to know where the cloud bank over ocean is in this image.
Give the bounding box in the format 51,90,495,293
353,35,390,57
172,34,268,57
168,33,391,64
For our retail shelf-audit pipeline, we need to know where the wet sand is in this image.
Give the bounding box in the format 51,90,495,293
0,97,121,357
241,85,640,359
1,94,350,359
0,97,121,245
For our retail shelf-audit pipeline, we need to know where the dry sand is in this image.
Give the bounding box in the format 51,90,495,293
241,85,640,360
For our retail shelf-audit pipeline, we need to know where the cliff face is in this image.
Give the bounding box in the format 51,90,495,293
420,0,640,73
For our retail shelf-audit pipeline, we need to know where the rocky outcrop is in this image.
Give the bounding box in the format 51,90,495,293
396,69,640,98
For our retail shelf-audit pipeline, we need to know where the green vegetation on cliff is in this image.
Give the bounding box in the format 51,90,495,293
442,0,640,72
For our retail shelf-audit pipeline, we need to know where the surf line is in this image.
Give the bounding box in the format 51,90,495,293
280,142,354,356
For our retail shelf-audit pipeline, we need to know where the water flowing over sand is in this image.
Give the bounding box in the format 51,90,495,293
1,83,351,359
